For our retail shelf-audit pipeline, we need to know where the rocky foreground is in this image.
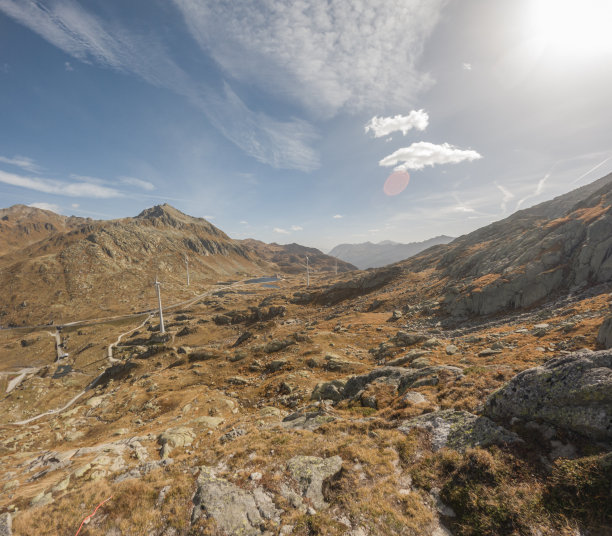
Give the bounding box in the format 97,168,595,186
0,273,610,536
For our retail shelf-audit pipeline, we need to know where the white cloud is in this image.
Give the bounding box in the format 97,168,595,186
290,225,303,231
204,215,215,220
453,206,476,213
0,0,318,172
28,202,61,213
365,110,429,138
0,169,122,198
333,214,343,219
496,184,515,212
240,220,248,225
172,0,447,116
273,227,290,234
0,155,42,173
64,61,73,71
462,62,472,70
119,176,156,191
379,142,482,171
71,203,80,208
517,173,548,209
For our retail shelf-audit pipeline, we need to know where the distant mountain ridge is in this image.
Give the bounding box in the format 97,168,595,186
329,235,455,269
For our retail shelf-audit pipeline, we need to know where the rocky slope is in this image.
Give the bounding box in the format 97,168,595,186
0,205,86,258
329,236,455,270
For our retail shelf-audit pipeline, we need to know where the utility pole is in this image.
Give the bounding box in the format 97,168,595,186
184,255,190,286
154,278,165,334
306,256,310,288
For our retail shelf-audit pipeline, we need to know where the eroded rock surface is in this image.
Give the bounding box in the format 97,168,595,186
398,410,521,452
485,350,612,441
286,455,342,510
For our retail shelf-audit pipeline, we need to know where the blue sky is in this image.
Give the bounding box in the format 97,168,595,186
1,0,611,251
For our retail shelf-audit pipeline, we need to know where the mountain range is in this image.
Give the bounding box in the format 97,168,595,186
328,235,455,269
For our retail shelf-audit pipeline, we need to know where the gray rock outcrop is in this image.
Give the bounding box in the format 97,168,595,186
191,467,279,533
597,316,612,349
484,350,612,441
0,513,11,536
286,455,342,510
398,410,521,452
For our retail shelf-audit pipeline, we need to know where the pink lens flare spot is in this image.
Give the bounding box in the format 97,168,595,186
383,171,410,196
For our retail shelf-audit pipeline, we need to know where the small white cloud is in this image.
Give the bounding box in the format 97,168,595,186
0,169,122,198
379,142,482,171
64,61,73,71
0,155,42,173
119,176,156,191
453,206,476,213
290,225,303,231
28,202,60,213
204,215,215,220
71,203,80,208
273,227,290,234
333,214,343,219
240,220,248,225
462,62,472,70
496,184,515,212
517,174,549,209
365,110,429,138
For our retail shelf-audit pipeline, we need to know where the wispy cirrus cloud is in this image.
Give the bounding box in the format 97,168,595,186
119,176,156,191
0,154,43,173
517,173,548,209
273,227,290,234
172,0,447,117
0,169,122,198
496,184,515,213
380,142,482,171
28,202,61,213
0,0,318,171
365,110,429,138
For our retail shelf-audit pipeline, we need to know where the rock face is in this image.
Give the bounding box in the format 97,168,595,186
157,427,195,458
398,410,521,452
311,366,463,404
597,316,612,349
403,172,612,317
286,455,343,510
484,350,612,441
191,467,279,533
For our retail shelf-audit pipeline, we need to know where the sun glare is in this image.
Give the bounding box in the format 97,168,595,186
529,0,612,57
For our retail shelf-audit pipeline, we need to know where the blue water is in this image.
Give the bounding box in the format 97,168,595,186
244,276,280,284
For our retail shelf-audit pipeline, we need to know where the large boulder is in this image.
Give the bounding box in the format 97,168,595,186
286,455,343,510
398,410,521,452
597,316,612,349
484,350,612,442
191,467,279,533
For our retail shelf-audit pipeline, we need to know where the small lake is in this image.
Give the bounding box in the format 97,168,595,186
244,276,281,285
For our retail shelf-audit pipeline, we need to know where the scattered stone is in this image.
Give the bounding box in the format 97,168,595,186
232,331,252,348
411,357,431,368
386,349,429,367
311,379,346,402
267,359,287,373
30,491,53,507
445,344,458,355
51,475,70,492
158,427,195,459
282,408,336,431
402,391,427,405
220,428,245,444
286,455,343,510
191,416,224,429
393,331,428,347
423,338,442,348
227,376,249,385
478,348,502,357
324,354,357,372
0,513,11,536
485,350,612,441
86,396,105,408
398,410,521,452
388,310,403,322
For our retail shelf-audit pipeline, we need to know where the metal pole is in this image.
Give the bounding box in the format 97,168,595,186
306,256,310,288
184,255,190,286
155,278,165,334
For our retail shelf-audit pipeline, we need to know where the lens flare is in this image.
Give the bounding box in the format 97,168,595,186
383,171,410,196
